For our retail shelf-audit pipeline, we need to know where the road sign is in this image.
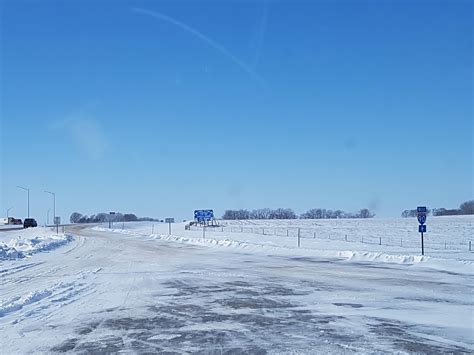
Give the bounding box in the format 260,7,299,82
417,206,427,213
417,214,426,225
54,216,60,225
417,206,427,225
165,218,174,235
416,206,427,256
194,210,214,222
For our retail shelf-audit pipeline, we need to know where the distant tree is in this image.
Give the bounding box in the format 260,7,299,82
432,208,446,216
250,208,271,219
300,209,320,219
94,213,108,222
459,200,474,215
123,213,138,222
401,209,417,218
269,208,296,219
222,209,250,220
357,209,375,218
70,212,83,223
78,215,89,223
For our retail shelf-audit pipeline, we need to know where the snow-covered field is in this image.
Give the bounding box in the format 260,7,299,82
1,217,473,353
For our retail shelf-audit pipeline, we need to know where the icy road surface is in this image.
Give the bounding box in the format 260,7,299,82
1,224,472,353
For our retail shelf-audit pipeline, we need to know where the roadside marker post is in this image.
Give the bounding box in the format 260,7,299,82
417,206,427,256
165,218,174,235
297,228,301,248
54,216,60,234
108,212,115,229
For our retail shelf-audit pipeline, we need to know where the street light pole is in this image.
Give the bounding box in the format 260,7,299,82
44,191,56,224
7,206,13,219
16,186,30,218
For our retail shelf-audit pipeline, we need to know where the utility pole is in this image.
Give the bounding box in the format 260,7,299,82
44,191,56,224
17,186,30,218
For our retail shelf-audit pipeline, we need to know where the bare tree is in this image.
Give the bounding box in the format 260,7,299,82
70,212,83,223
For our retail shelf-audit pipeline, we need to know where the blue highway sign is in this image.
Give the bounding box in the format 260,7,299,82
417,206,427,213
419,225,426,233
417,214,426,225
194,209,214,222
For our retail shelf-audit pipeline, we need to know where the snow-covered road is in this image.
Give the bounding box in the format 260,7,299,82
1,225,472,353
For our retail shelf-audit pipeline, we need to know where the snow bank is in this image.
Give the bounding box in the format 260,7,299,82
0,289,53,317
0,234,74,261
91,227,473,275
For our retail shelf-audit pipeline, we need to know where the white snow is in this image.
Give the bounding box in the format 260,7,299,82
93,215,473,275
0,228,73,260
1,218,473,353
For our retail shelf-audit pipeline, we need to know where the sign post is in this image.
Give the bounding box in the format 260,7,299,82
54,216,60,234
109,212,116,229
165,218,174,235
417,206,427,255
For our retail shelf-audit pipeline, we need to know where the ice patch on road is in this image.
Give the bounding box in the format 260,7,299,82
0,234,74,260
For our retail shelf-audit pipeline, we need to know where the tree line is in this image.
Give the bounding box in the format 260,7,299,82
401,200,473,217
222,208,374,220
70,212,160,224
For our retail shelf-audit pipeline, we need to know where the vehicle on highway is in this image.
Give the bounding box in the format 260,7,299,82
13,218,23,225
23,218,38,228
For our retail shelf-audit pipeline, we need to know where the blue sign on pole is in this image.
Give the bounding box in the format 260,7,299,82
194,209,214,222
416,206,427,256
417,214,426,225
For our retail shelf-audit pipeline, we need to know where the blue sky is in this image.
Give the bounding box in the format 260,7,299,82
1,0,472,222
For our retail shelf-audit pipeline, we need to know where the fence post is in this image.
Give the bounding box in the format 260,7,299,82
379,237,382,245
469,241,472,252
313,231,316,239
345,234,347,242
445,240,447,250
287,230,289,237
297,228,301,248
400,238,402,247
222,226,224,232
152,224,154,234
361,236,364,243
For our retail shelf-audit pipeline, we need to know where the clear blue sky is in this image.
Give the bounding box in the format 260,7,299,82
1,0,472,222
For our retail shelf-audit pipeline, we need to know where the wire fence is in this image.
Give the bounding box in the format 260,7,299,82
190,225,473,252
